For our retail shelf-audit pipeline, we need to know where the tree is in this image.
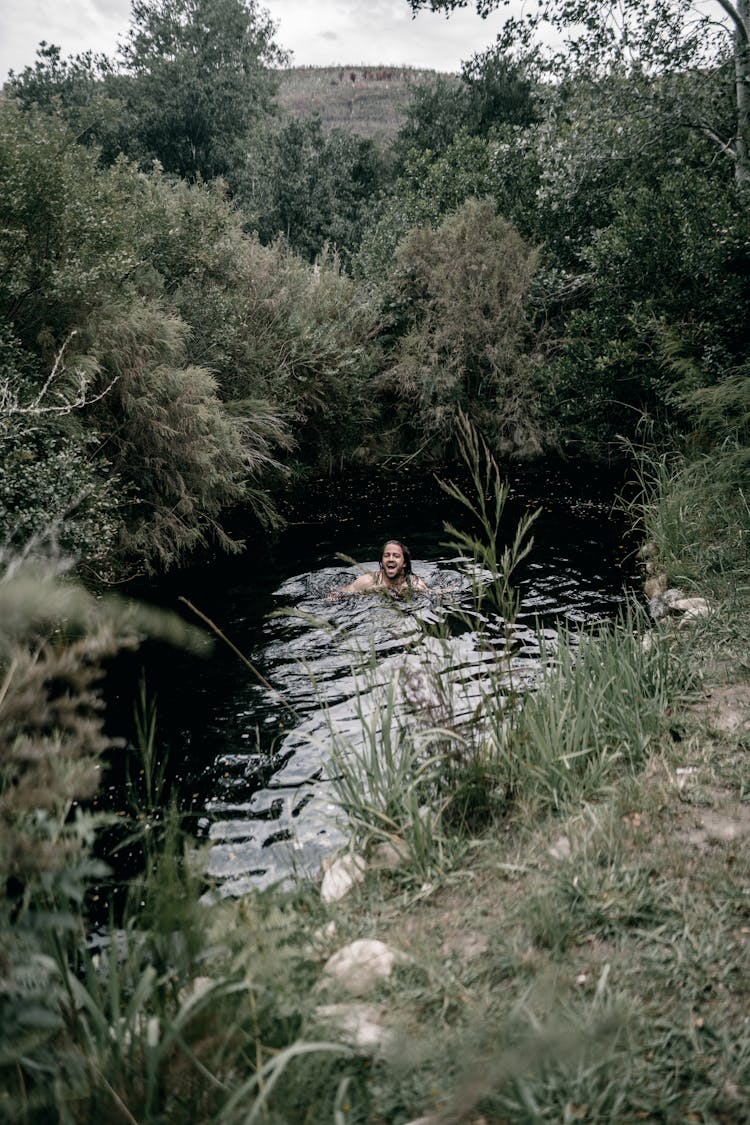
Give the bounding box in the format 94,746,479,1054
357,128,540,285
462,46,539,133
375,198,545,459
239,117,387,264
120,0,285,181
0,102,289,573
394,51,537,163
394,73,469,159
5,1,284,184
5,44,131,165
407,1,750,187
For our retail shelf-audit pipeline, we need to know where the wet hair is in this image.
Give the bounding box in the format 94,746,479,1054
380,539,413,575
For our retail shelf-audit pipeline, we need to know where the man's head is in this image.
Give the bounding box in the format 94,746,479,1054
380,539,412,577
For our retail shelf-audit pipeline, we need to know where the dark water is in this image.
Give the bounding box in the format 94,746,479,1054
105,463,640,895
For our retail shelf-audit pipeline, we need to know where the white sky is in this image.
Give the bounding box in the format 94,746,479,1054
0,0,513,83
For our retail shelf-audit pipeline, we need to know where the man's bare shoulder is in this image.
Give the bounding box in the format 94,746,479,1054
327,571,378,600
346,572,378,592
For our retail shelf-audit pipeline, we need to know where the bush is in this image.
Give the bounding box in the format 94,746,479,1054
375,198,547,459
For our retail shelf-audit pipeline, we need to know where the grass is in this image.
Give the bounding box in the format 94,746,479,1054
302,439,750,1122
626,444,750,600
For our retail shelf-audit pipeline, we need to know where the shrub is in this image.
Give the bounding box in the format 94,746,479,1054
375,198,547,459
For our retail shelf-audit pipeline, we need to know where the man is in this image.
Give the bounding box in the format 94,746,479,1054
338,540,427,596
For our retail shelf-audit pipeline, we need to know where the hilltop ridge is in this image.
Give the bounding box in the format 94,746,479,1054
274,64,456,140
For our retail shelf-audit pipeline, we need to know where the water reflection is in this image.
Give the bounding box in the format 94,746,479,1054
107,466,637,896
200,542,634,895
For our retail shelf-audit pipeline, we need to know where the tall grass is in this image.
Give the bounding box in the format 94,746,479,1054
325,412,538,860
0,559,354,1125
626,444,749,598
326,415,691,863
327,677,450,875
494,602,696,818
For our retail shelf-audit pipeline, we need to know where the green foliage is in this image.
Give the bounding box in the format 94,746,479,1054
0,560,138,1120
132,178,381,468
86,303,263,568
472,0,743,162
8,0,285,185
500,607,692,818
5,43,131,165
395,72,468,158
375,198,546,458
0,558,354,1124
440,411,539,620
120,0,284,182
329,416,539,855
629,444,750,599
156,226,380,470
240,116,388,264
329,678,448,877
461,46,540,133
0,100,384,571
0,104,137,352
394,48,538,161
0,327,123,580
543,164,750,451
358,130,499,282
0,101,280,570
358,123,541,287
0,423,122,576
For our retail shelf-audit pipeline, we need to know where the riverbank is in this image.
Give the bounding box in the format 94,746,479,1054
201,449,749,1122
270,451,750,1122
296,605,750,1122
2,447,748,1123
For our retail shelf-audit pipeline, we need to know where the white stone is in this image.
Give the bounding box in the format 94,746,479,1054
320,938,405,996
370,839,409,870
314,1002,393,1053
320,853,366,903
672,597,710,618
548,834,572,860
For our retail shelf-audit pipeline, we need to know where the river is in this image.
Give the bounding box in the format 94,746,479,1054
102,461,640,896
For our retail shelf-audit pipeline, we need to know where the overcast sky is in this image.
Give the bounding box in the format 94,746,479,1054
0,0,512,83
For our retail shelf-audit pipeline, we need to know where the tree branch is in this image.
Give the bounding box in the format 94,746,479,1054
712,0,749,45
1,333,118,418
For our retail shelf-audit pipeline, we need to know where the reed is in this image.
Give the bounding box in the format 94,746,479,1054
494,602,696,818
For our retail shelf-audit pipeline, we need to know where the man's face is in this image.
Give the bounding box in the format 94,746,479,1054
381,542,405,580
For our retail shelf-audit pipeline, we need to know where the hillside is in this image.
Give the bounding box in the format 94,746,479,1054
274,65,455,140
